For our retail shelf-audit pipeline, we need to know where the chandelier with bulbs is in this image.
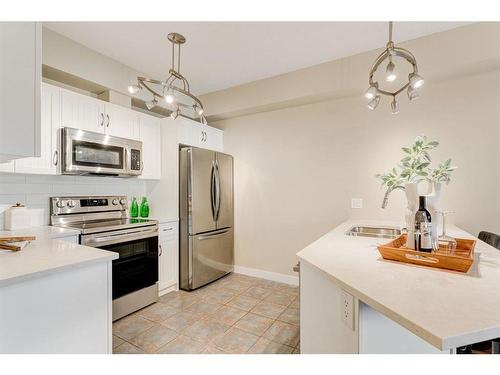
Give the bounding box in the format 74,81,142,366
365,22,424,114
128,32,206,123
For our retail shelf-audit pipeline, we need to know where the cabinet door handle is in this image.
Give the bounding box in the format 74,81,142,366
106,114,110,128
159,244,163,256
162,228,173,232
52,150,58,166
100,113,104,127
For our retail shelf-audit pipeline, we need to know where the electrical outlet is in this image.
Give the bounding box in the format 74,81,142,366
341,290,355,330
351,198,363,209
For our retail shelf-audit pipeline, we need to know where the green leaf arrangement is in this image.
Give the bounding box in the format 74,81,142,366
376,135,457,189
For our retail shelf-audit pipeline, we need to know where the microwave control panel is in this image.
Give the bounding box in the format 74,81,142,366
131,149,141,171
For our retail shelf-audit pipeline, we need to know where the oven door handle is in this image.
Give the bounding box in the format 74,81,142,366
82,227,158,247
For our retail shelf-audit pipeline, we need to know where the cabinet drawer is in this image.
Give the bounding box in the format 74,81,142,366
159,223,178,240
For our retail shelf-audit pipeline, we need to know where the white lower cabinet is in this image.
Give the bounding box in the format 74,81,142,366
158,221,179,295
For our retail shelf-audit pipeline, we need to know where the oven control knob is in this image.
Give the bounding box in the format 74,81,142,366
112,199,119,205
56,200,65,208
67,200,76,208
119,199,127,205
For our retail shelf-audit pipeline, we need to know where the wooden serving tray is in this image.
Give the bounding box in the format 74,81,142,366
377,234,475,273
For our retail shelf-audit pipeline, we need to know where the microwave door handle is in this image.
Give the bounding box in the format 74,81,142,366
125,148,131,173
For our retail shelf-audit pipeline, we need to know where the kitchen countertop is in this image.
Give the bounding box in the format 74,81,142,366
296,219,500,350
0,226,81,240
0,239,118,287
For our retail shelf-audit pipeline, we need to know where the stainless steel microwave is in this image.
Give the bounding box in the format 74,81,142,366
61,127,143,177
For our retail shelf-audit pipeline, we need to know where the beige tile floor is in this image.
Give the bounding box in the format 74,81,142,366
113,273,300,354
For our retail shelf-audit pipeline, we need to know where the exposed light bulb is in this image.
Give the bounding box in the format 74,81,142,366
145,98,158,110
127,84,141,94
193,104,204,116
407,86,419,101
165,89,175,104
391,98,399,114
170,107,180,119
367,95,380,110
364,85,378,100
409,73,424,89
385,60,397,82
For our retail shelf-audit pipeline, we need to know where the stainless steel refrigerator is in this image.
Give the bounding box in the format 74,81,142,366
179,146,234,291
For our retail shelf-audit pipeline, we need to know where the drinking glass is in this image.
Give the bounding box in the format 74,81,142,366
436,210,457,254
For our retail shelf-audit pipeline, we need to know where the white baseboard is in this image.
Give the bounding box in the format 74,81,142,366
233,265,299,286
159,284,178,297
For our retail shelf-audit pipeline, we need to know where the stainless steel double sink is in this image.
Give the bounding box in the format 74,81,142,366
345,226,401,239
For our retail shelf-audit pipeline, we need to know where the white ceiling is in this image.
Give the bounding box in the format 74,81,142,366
44,22,470,95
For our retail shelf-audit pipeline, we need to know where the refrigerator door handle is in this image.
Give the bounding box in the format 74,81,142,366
198,228,230,240
215,160,221,222
210,161,216,222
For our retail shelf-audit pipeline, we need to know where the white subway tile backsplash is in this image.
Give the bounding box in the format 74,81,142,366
0,195,26,205
51,183,96,196
26,194,52,206
0,174,147,229
0,174,26,184
74,176,117,185
25,175,75,184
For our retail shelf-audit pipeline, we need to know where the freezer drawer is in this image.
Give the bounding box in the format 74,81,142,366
189,228,234,290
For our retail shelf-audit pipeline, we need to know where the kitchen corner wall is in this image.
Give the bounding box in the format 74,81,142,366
208,24,500,277
0,174,148,229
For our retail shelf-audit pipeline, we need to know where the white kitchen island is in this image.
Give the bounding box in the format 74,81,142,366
297,219,500,354
0,239,118,354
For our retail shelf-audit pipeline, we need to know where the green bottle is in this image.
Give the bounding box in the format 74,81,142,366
140,196,149,218
130,197,139,218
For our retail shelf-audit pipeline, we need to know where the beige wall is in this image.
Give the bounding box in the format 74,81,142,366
212,25,500,276
42,27,151,102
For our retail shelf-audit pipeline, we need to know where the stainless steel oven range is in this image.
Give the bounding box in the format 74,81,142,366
50,195,158,321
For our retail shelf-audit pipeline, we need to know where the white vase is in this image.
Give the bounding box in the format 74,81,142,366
404,181,442,249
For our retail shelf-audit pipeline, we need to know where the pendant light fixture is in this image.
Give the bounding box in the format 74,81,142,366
365,22,424,113
128,32,207,124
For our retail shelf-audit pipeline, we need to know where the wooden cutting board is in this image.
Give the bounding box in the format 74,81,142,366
0,236,36,251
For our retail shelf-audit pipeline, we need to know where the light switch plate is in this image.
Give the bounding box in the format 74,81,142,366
341,290,355,330
351,198,363,209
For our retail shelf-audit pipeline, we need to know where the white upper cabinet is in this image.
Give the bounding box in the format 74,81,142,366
138,113,161,180
60,88,105,133
104,102,140,140
60,88,139,140
0,22,41,162
176,116,223,151
15,83,59,175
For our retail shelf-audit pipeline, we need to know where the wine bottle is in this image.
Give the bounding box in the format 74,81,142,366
414,196,433,252
139,196,149,218
130,197,139,218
